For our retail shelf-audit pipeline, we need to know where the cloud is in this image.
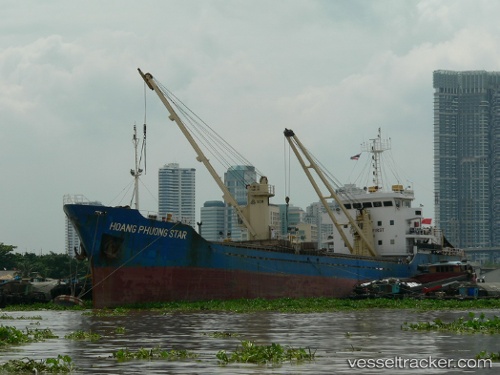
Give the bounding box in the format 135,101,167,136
2,0,500,253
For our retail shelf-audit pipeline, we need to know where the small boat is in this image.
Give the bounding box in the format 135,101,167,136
53,294,85,307
413,260,475,284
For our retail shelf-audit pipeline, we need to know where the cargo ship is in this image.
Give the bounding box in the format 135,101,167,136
63,69,464,308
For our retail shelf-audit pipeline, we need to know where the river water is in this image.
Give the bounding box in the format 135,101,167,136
0,309,498,374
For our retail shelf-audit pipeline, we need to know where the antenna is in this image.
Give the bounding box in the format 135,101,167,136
361,127,390,190
130,124,144,209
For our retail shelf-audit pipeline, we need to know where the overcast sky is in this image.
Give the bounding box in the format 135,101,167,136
2,0,500,254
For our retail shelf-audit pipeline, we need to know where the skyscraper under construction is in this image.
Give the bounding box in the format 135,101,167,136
433,70,500,263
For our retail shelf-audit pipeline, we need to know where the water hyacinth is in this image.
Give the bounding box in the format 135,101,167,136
121,297,500,313
0,355,74,373
4,297,500,313
114,326,126,334
402,312,500,334
476,351,500,361
26,327,58,341
216,340,316,364
0,325,31,346
65,330,101,341
0,314,42,320
0,325,57,347
113,346,198,362
202,331,240,338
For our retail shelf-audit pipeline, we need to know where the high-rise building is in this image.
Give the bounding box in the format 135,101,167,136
277,204,304,237
223,165,257,240
158,163,196,226
433,70,500,263
199,200,226,241
200,165,282,242
63,194,102,257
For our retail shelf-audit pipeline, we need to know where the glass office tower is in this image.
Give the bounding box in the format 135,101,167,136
433,70,500,253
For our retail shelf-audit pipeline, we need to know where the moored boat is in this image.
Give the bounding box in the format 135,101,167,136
64,69,465,308
53,294,85,307
414,260,475,284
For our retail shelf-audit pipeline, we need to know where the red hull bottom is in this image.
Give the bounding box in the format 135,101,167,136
91,267,358,308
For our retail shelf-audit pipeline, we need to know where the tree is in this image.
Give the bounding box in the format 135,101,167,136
1,245,89,280
39,252,88,279
0,243,17,270
15,252,41,278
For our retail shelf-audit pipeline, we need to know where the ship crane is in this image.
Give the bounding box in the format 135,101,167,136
283,128,377,257
138,68,273,241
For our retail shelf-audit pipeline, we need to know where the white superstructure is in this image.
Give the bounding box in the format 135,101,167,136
285,128,443,258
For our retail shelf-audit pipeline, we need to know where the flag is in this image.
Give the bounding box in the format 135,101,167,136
421,218,432,225
350,153,361,160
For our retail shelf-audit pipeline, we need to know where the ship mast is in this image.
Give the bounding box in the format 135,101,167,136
284,128,377,257
130,124,145,210
138,68,265,240
361,127,390,191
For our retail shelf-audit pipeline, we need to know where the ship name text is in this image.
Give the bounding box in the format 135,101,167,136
109,222,188,239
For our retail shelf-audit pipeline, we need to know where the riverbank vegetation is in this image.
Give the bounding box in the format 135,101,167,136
0,243,88,280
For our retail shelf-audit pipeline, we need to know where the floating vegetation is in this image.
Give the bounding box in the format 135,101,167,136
65,330,101,341
476,351,500,361
402,312,500,334
202,331,240,338
0,355,74,373
0,325,57,347
121,297,500,313
4,297,500,313
216,340,316,365
113,346,198,362
114,326,126,334
82,307,130,317
26,327,58,341
1,301,89,311
0,313,42,320
0,326,31,346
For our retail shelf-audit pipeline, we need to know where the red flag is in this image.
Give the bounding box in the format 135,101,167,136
422,218,432,225
350,153,361,160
